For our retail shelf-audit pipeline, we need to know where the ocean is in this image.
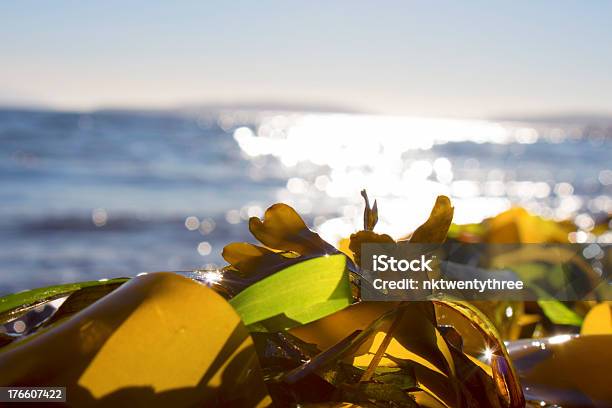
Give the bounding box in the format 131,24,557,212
0,108,610,295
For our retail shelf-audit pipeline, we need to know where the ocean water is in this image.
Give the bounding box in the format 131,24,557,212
0,108,610,295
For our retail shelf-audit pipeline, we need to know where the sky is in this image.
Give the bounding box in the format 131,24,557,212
1,1,612,117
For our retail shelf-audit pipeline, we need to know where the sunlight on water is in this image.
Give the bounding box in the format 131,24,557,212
232,113,611,243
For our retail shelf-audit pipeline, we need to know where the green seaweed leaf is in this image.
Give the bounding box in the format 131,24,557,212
537,300,583,326
229,255,352,332
530,284,584,326
0,278,128,323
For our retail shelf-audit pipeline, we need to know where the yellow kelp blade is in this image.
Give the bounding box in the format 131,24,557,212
581,302,612,335
408,195,454,244
485,207,572,243
248,203,337,256
0,273,271,407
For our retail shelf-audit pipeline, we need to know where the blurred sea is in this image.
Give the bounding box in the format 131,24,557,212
1,108,611,295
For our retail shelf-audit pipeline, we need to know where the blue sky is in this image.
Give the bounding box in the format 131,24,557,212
1,1,612,117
